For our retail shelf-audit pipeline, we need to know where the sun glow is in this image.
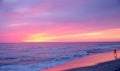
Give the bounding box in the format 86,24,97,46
23,33,54,42
23,28,120,42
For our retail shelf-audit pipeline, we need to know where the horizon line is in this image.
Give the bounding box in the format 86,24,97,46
0,41,120,43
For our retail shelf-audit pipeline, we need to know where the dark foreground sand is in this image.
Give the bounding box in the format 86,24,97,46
64,59,120,71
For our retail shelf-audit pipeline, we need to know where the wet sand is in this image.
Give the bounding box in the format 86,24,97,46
64,59,120,71
42,50,120,71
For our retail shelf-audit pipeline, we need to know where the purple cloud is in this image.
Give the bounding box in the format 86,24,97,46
0,0,120,42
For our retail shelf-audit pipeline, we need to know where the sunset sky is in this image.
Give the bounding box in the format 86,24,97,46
0,0,120,42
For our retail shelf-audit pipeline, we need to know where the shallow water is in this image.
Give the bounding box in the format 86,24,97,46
0,42,120,71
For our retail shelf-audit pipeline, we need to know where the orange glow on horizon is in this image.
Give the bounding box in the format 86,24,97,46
23,28,120,42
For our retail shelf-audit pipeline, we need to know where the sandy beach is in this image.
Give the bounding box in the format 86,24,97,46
42,50,120,71
65,59,120,71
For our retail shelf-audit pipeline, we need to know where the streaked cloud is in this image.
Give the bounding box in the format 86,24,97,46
24,28,120,42
0,0,120,42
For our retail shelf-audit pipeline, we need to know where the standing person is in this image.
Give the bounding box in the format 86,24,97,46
114,49,118,60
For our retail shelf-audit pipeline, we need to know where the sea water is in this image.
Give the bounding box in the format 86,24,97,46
0,42,120,71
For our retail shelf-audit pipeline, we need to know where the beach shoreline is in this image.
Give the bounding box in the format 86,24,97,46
64,59,120,71
42,50,120,71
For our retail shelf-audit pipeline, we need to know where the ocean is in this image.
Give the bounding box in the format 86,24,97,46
0,42,120,71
